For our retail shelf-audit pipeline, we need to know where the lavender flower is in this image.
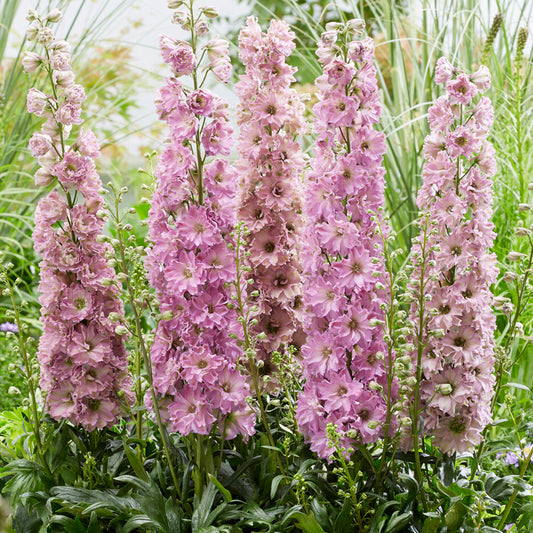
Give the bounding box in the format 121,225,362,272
0,322,18,333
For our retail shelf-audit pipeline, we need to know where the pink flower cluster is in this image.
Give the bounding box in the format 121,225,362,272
25,11,131,431
295,22,393,459
409,58,497,453
235,17,306,373
144,8,255,439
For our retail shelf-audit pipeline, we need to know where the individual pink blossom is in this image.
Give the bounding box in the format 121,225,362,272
25,11,131,432
145,5,255,439
236,17,306,376
406,59,497,454
160,35,196,76
296,21,395,459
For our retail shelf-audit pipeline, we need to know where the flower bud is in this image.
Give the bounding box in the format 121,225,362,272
45,8,62,23
503,271,516,282
368,381,382,391
507,251,526,262
22,51,42,73
200,6,219,18
115,325,128,335
26,22,40,41
160,310,174,321
26,9,38,22
438,383,453,395
346,18,365,35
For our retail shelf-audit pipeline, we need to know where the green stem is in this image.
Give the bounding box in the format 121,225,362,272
411,219,430,511
110,192,182,498
2,267,52,477
234,228,286,476
497,445,533,529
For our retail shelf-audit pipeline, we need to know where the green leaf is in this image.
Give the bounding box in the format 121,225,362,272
270,474,286,499
122,437,149,482
444,500,467,531
333,499,352,533
123,514,158,533
485,474,530,502
518,502,533,530
398,473,419,504
369,500,400,533
504,382,532,392
421,516,441,533
289,511,326,533
384,511,414,533
208,474,232,503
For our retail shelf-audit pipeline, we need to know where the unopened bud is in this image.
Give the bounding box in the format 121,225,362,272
438,384,453,395
200,6,218,18
26,9,38,22
503,271,516,282
115,325,128,335
368,381,382,391
507,251,526,262
22,51,42,73
160,310,174,321
26,22,40,41
45,8,62,23
347,18,365,34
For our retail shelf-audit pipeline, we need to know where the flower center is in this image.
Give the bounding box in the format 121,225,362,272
348,318,359,331
264,241,275,253
454,336,466,347
449,415,466,433
359,409,370,421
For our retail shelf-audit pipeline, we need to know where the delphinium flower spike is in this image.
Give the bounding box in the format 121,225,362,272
25,9,131,431
235,17,306,381
295,21,394,459
144,1,255,439
407,58,497,454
